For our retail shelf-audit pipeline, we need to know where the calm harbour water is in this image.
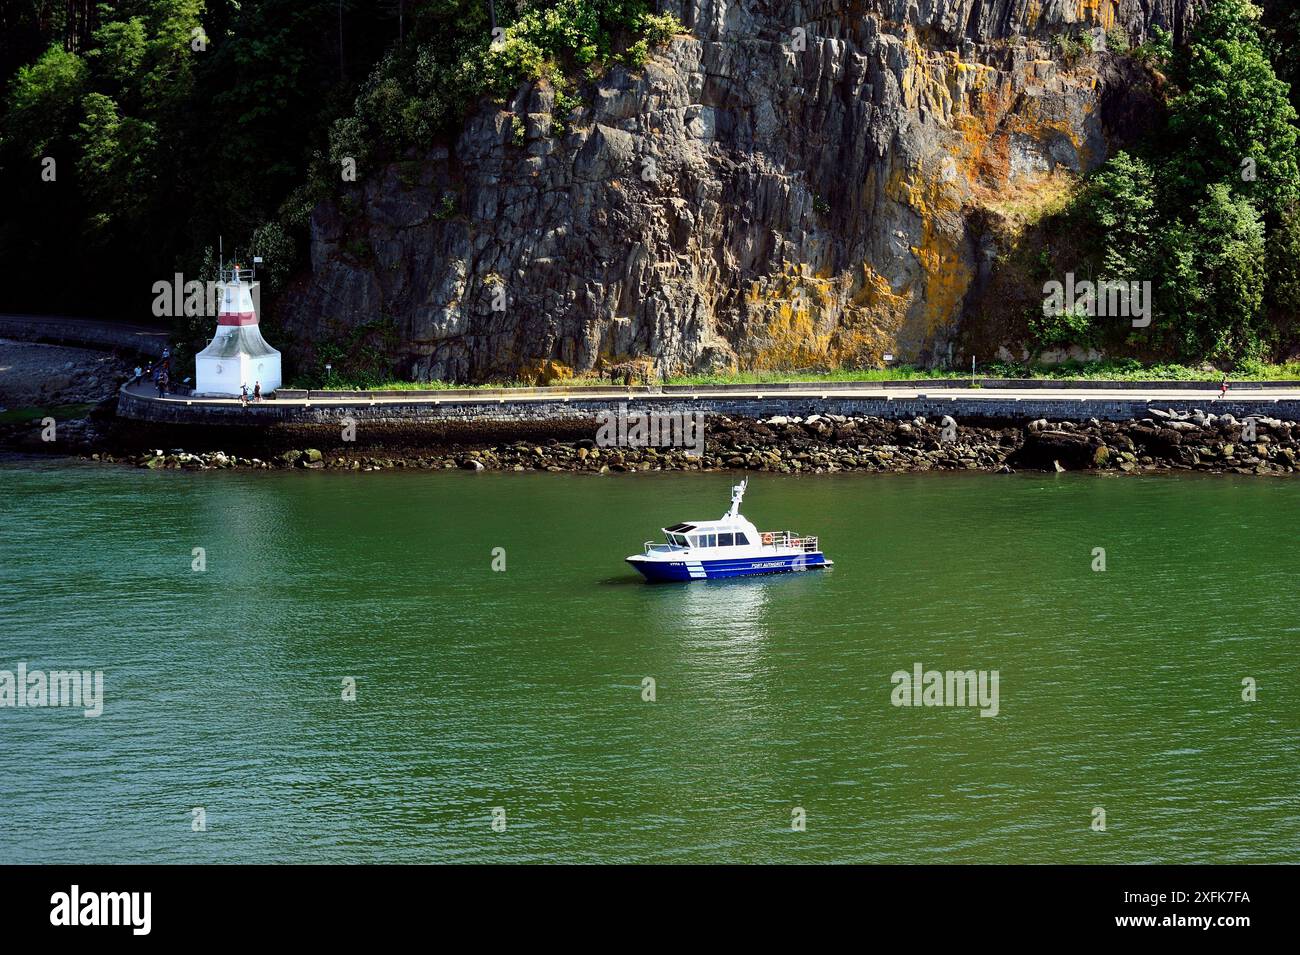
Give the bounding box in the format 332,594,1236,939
0,458,1297,864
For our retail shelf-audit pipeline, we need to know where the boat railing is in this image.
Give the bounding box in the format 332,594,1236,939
643,541,677,554
760,531,819,553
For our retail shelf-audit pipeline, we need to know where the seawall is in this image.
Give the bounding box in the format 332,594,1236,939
117,384,1300,431
0,315,168,356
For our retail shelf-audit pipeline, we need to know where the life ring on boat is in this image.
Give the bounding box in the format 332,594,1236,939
761,532,773,545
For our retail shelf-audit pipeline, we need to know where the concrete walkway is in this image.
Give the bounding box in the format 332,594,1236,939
122,379,1300,407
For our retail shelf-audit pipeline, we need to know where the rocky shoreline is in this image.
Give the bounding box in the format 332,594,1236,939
71,409,1300,476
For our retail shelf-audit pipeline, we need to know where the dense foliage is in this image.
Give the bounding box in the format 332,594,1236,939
0,1,680,335
1,0,383,316
1044,0,1300,366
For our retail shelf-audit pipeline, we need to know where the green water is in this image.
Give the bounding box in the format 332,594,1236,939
1,459,1297,863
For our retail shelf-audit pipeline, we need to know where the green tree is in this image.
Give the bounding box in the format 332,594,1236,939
1266,202,1300,319
3,44,87,157
249,220,297,294
76,91,159,238
1166,0,1299,218
88,17,148,92
141,0,205,109
1163,184,1268,360
1080,151,1157,281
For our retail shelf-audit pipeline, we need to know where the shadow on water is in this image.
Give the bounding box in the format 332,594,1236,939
597,574,647,587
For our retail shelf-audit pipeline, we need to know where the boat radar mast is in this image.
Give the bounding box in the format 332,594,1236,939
724,478,748,519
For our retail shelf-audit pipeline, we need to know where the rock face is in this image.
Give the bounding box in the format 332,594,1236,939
279,0,1200,382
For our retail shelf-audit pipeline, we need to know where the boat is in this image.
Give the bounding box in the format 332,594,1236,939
625,479,833,582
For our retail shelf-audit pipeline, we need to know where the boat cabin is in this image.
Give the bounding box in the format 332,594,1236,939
662,521,757,550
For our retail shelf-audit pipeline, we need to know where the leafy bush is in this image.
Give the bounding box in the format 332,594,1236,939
641,13,682,47
1130,25,1173,69
1078,152,1157,281
305,320,402,388
1031,305,1096,350
1054,33,1082,63
551,87,581,137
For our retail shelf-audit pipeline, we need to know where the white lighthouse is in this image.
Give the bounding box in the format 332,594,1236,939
194,264,282,397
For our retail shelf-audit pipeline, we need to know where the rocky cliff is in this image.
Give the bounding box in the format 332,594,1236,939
280,0,1201,382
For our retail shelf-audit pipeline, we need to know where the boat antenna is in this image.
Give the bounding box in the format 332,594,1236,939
725,478,748,519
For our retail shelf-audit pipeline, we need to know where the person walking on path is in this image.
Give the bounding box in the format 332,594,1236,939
240,383,249,407
1220,374,1229,399
253,381,262,402
156,372,168,397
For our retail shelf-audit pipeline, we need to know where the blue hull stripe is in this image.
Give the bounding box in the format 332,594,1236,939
628,554,831,582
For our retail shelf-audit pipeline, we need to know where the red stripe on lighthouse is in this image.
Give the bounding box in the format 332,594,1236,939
217,312,258,326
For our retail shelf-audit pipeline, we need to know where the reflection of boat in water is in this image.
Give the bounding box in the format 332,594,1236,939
625,479,833,582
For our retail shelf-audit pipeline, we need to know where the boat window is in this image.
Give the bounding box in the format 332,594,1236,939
688,536,700,548
734,532,751,546
718,533,733,546
703,533,716,547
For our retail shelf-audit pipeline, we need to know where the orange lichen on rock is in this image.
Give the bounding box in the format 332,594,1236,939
900,29,955,119
742,267,843,369
1079,0,1119,29
829,264,911,367
517,358,575,385
885,159,971,339
1027,0,1044,30
979,171,1077,227
851,30,1107,358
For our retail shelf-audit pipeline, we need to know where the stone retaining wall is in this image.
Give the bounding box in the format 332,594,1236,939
0,315,167,356
117,386,1300,428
